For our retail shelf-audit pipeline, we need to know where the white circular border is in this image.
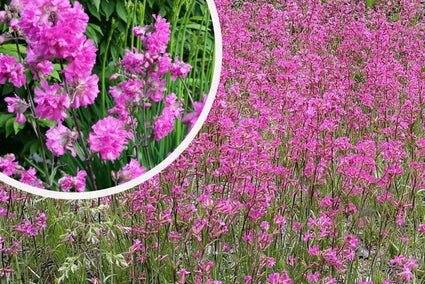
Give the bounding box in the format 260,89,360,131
0,0,222,200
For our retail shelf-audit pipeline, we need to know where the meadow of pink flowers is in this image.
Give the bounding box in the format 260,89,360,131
1,0,425,283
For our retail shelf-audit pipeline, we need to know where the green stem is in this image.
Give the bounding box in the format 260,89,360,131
141,99,152,170
59,60,98,191
201,11,211,96
101,20,117,117
70,107,98,191
13,33,50,181
179,76,194,106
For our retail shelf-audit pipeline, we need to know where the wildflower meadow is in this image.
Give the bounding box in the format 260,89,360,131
1,0,425,283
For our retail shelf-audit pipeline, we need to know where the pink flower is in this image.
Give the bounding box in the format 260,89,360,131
19,0,89,60
390,255,418,281
34,79,70,121
292,222,302,231
170,56,192,80
45,123,78,157
68,74,99,108
58,169,87,192
122,48,154,75
306,272,320,283
182,95,208,132
146,75,166,102
0,54,26,88
87,116,129,160
4,94,29,124
13,220,37,237
0,207,7,216
308,244,320,256
60,234,75,243
266,271,292,284
20,167,44,188
153,106,177,141
288,256,296,266
34,211,47,231
145,14,171,54
0,154,19,176
177,269,190,284
117,159,146,183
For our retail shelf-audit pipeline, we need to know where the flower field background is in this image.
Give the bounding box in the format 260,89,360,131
1,0,425,283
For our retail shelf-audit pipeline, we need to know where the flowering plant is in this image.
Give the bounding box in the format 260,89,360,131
0,0,209,191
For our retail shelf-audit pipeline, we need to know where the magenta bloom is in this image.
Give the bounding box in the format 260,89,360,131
19,167,44,189
19,0,89,60
58,169,87,192
146,75,167,102
4,94,29,124
117,159,146,183
144,14,171,54
0,54,26,88
182,95,208,132
87,116,129,161
34,79,70,121
13,220,38,237
0,154,18,176
164,93,184,118
45,123,77,157
153,108,176,141
170,57,192,80
68,74,99,108
122,48,154,75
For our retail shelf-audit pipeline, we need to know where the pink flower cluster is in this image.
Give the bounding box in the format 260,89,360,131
96,14,192,161
1,0,98,150
116,159,146,184
153,93,184,141
0,53,25,87
58,169,87,192
87,116,130,161
110,14,191,106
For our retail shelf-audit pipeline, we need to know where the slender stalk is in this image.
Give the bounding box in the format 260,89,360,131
101,20,117,117
141,99,152,169
59,60,98,191
70,107,97,191
201,11,211,96
13,33,50,180
179,76,194,106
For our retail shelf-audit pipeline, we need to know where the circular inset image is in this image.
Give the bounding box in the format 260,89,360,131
0,0,222,199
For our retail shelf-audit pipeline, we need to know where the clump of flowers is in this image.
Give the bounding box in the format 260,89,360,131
0,0,201,191
58,169,87,192
107,15,192,156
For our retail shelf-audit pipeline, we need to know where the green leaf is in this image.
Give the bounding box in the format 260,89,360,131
5,117,15,138
85,23,103,47
116,0,127,22
101,0,115,19
91,0,100,12
0,43,26,58
50,70,61,81
190,16,203,21
13,121,25,135
88,23,103,36
0,113,14,128
86,2,101,21
366,0,376,8
1,83,14,95
38,118,56,128
73,143,85,161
